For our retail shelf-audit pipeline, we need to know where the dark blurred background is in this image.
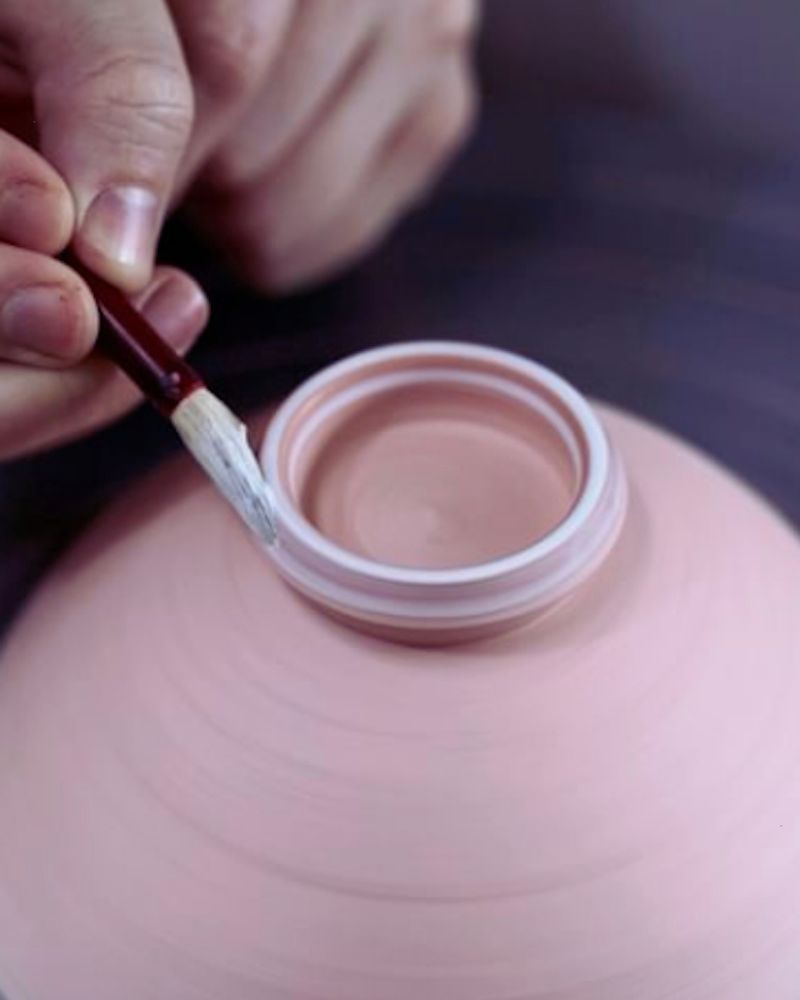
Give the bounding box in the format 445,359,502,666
2,1,800,630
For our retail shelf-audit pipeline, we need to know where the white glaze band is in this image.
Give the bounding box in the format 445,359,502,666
262,342,628,636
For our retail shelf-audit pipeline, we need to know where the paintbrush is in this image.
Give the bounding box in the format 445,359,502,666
63,250,276,547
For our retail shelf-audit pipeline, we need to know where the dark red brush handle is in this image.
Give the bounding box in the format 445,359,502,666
63,250,204,416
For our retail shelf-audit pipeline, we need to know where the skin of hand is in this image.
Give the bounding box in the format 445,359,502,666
182,0,481,291
0,0,478,458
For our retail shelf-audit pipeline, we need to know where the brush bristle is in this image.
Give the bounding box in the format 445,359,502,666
171,389,277,546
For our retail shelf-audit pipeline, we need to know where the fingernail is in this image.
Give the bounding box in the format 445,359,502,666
2,285,83,362
142,278,209,351
80,185,160,279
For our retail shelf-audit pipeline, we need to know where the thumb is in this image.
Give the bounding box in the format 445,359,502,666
13,0,194,291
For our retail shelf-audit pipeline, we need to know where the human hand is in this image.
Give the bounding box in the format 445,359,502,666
0,134,208,459
0,0,476,457
183,0,480,291
14,0,477,296
0,0,210,458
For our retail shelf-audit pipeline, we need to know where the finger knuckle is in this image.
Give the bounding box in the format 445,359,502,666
416,71,478,160
288,214,386,292
423,0,480,47
70,52,195,151
339,206,389,263
191,4,275,104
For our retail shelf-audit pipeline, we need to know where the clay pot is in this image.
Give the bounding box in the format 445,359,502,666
1,344,799,1000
